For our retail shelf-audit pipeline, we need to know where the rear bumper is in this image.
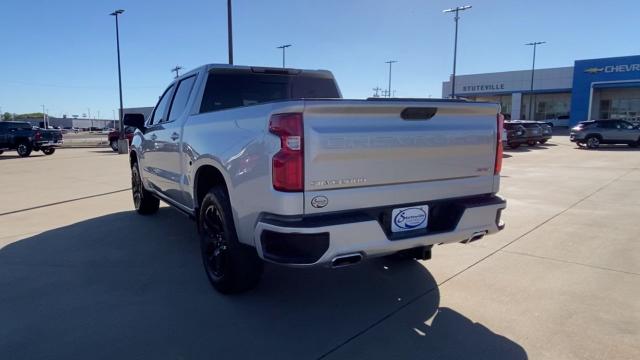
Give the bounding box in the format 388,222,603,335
254,195,506,266
35,140,63,148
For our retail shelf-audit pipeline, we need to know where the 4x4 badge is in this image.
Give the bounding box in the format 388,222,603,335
311,196,328,208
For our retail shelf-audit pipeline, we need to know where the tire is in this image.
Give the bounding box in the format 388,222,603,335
508,142,520,149
131,162,160,215
42,148,55,155
586,136,600,149
0,150,3,155
539,139,548,144
199,187,263,294
16,142,32,157
110,140,119,152
527,140,537,147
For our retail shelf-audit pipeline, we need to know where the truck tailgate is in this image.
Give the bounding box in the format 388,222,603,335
303,99,500,213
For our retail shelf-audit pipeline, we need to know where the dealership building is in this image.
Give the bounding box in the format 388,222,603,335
442,55,640,126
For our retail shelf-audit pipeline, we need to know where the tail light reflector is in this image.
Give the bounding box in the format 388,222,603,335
495,113,504,174
269,113,304,192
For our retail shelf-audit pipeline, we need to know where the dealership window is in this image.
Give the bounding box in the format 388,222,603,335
592,88,640,121
521,93,571,120
473,95,512,118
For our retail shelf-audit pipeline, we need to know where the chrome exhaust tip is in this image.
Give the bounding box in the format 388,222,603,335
461,231,487,244
331,253,363,268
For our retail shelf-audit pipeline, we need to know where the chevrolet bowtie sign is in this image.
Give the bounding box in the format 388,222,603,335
584,64,640,74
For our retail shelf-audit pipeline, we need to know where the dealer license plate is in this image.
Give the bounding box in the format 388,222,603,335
391,205,429,233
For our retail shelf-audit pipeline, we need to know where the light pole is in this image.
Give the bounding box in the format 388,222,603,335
110,9,127,153
443,5,472,98
277,44,292,68
227,0,233,64
525,41,545,120
385,60,397,98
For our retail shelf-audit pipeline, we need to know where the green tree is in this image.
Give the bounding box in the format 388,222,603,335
2,112,11,121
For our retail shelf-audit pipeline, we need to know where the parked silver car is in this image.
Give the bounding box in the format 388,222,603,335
570,120,640,149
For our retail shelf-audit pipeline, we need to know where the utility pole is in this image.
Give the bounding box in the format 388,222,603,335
227,0,233,64
42,105,46,128
525,41,545,120
385,60,397,98
277,44,292,68
171,65,183,78
443,5,472,98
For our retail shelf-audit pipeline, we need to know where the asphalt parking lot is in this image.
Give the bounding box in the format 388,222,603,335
1,137,639,360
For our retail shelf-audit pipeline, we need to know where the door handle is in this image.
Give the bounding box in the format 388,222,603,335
171,132,179,141
150,134,157,141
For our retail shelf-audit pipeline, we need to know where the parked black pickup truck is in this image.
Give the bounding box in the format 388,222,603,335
0,121,63,157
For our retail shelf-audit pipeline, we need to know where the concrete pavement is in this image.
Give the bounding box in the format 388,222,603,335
0,138,638,359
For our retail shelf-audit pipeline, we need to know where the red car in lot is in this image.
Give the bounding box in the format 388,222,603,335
107,126,135,152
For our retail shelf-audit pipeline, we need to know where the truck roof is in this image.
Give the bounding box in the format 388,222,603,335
177,64,334,79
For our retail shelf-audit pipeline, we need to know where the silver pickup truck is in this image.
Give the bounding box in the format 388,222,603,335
124,64,506,294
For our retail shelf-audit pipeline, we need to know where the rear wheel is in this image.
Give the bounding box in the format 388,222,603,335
0,150,3,155
16,142,32,157
131,162,159,214
508,142,520,149
586,136,600,149
42,148,55,155
199,187,263,294
527,140,537,146
110,140,119,152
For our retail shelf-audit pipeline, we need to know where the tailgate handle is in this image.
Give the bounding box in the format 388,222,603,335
401,107,437,121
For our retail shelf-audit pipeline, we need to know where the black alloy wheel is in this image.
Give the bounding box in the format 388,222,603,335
17,143,32,157
131,163,159,214
201,204,229,280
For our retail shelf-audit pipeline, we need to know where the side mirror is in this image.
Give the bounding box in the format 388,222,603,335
123,113,146,131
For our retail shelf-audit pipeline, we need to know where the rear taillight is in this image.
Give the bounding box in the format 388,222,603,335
269,113,304,192
495,114,504,175
34,131,42,141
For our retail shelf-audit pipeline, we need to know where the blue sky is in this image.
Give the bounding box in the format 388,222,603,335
1,0,639,118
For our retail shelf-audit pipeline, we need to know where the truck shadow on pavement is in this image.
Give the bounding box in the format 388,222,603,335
0,208,527,360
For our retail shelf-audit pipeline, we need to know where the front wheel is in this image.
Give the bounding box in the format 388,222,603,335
42,148,56,155
0,150,3,155
539,139,548,144
199,187,263,294
131,162,159,214
508,142,520,149
16,143,32,157
527,140,537,147
110,140,119,152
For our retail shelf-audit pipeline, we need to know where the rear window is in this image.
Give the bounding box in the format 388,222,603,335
521,123,540,128
199,71,340,113
1,122,32,131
